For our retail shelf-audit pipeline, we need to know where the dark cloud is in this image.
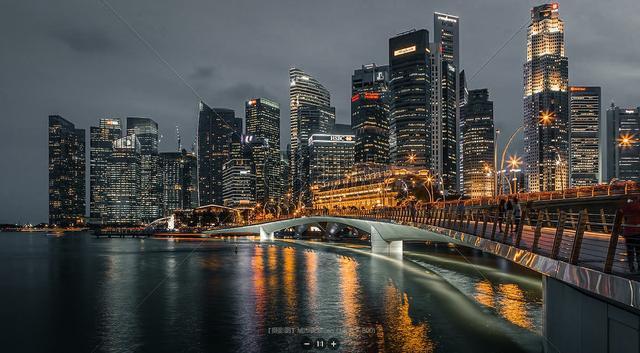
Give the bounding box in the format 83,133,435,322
1,0,639,223
52,27,119,53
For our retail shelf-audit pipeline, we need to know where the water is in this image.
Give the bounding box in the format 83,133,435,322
0,232,543,352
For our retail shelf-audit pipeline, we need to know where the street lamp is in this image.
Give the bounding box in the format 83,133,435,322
619,133,635,148
498,126,524,195
407,153,416,164
508,155,522,194
539,110,555,126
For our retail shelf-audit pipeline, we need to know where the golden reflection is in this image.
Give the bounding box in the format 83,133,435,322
338,256,360,341
497,284,532,329
380,281,435,352
304,250,318,323
474,280,496,309
252,246,266,326
283,247,297,322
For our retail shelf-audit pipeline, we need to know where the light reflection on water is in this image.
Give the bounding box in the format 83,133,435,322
0,233,542,353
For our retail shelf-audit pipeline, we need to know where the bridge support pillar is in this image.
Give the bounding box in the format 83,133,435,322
370,225,402,255
259,227,274,242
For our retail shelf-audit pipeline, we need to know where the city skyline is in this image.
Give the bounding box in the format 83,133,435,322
2,0,639,223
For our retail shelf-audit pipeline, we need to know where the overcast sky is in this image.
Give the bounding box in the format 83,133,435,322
1,0,639,224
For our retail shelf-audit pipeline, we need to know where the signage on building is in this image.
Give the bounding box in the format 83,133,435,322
393,45,416,56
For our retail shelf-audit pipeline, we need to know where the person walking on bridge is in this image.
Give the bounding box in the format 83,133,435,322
497,199,506,233
622,196,640,272
512,197,522,236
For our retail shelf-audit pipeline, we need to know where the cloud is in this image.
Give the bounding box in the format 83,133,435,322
52,27,118,54
189,66,217,80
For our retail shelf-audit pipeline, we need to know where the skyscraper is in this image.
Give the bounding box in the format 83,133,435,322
289,68,335,204
89,118,122,224
569,86,601,187
603,105,640,183
222,158,256,208
461,89,495,198
160,150,198,215
523,3,569,192
308,133,355,186
198,102,242,206
48,115,85,227
126,117,161,222
351,64,390,166
245,98,282,203
389,29,431,169
105,135,141,224
432,13,460,192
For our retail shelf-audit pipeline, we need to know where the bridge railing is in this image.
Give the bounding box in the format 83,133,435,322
314,203,639,280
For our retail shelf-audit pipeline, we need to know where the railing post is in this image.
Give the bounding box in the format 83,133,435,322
551,210,566,259
490,208,498,241
514,208,527,248
465,210,472,230
604,209,624,274
600,208,609,233
481,210,489,238
569,209,588,265
532,209,544,252
473,209,480,235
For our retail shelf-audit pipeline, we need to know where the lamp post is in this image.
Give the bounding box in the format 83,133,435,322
494,128,500,197
507,155,523,194
498,126,524,195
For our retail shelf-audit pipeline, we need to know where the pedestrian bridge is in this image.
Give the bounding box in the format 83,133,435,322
207,208,640,353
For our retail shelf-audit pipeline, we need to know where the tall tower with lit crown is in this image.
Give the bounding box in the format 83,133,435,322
523,3,569,192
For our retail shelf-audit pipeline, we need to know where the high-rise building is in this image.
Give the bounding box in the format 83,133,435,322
603,105,640,183
126,117,161,222
432,13,460,192
569,86,601,187
222,159,256,208
48,115,86,226
308,133,355,186
289,68,335,204
245,98,282,203
461,89,495,198
89,118,122,224
198,102,242,206
105,135,141,224
351,64,390,166
389,29,431,169
160,150,198,216
458,70,469,193
523,3,569,192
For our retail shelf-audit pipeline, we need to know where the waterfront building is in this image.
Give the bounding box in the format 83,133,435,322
351,64,390,166
569,86,601,187
523,3,569,192
389,29,431,169
48,115,86,227
222,159,256,209
603,105,640,183
198,102,242,206
245,98,283,203
461,89,495,198
89,118,122,224
160,150,198,215
308,133,355,186
431,12,460,192
126,117,161,222
105,135,141,224
458,70,469,193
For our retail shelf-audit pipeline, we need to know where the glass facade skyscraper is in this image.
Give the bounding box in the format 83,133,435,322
603,105,640,183
289,68,335,205
569,86,601,187
105,135,141,224
198,102,242,206
308,134,355,186
523,3,569,192
461,89,495,198
48,115,85,227
160,150,198,216
351,64,390,166
126,117,161,222
89,118,122,224
222,158,256,208
389,29,431,169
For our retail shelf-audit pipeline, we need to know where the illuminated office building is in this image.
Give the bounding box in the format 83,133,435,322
523,3,569,192
222,159,256,208
461,89,495,198
389,29,431,169
431,12,460,192
245,98,282,203
89,118,121,224
458,70,468,192
569,86,601,187
198,103,242,206
308,133,355,186
48,115,86,226
105,135,141,224
351,64,390,166
289,68,335,204
603,105,640,183
126,117,161,222
160,150,198,215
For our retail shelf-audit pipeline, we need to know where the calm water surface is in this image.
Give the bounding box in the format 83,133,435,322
0,232,543,352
